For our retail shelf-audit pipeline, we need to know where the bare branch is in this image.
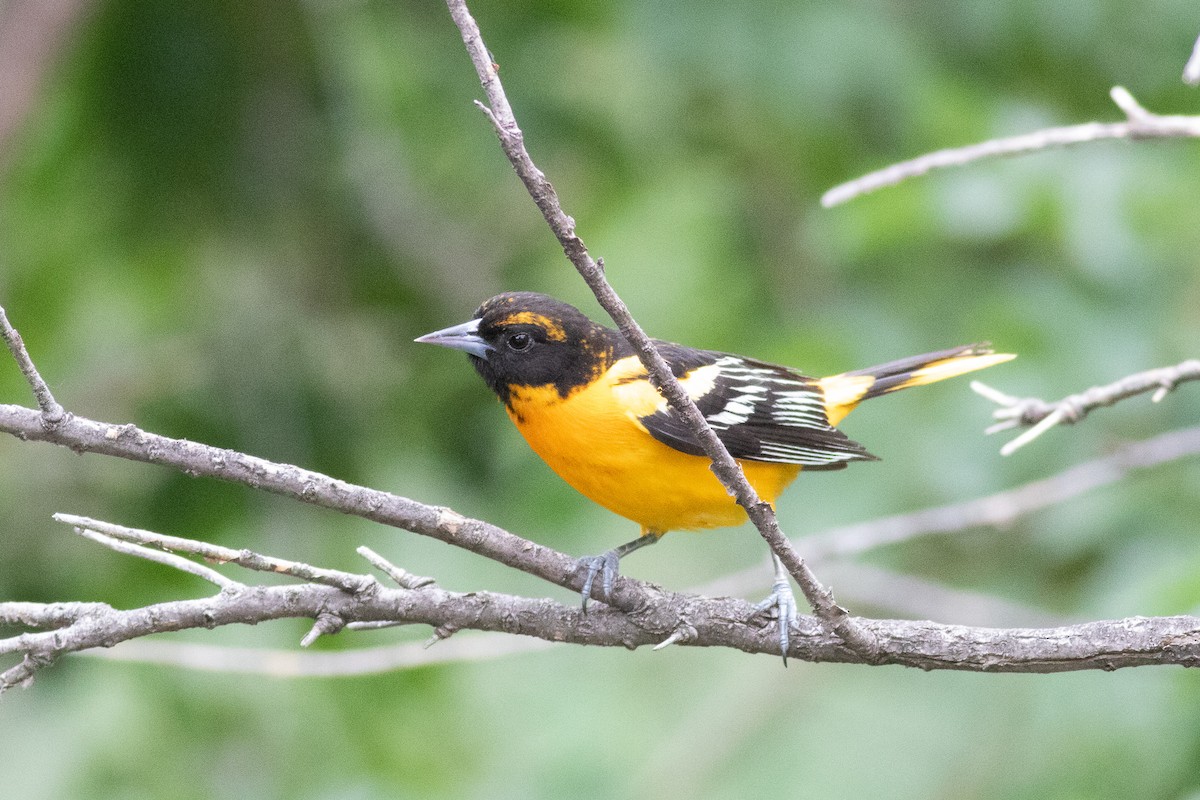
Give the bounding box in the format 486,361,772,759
443,0,877,658
357,546,436,590
7,570,1200,686
807,425,1200,557
972,359,1200,455
0,404,627,604
822,87,1200,207
55,514,376,595
814,562,1067,627
0,601,111,631
68,522,239,590
0,304,65,424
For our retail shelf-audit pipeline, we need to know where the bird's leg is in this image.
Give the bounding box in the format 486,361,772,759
578,531,660,611
750,553,799,664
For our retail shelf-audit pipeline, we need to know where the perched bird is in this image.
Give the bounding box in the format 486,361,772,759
417,292,1012,650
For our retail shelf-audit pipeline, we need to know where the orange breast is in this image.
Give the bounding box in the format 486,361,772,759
504,357,802,534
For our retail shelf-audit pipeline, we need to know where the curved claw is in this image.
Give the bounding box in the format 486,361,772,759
750,555,800,665
577,532,661,612
579,549,621,612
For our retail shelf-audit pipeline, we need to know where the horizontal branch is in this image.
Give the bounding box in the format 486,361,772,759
822,87,1200,207
6,571,1200,688
972,359,1200,455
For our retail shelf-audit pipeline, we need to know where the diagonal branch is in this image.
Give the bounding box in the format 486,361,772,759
442,0,877,658
0,304,65,424
0,403,647,606
56,514,376,593
803,424,1200,559
68,521,239,590
972,359,1200,455
822,87,1200,207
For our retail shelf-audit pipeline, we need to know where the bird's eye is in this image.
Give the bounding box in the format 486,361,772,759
507,332,533,352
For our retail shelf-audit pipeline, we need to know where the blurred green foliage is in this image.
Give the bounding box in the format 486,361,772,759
2,0,1200,798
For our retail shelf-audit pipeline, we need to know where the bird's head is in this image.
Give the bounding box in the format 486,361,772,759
416,292,615,404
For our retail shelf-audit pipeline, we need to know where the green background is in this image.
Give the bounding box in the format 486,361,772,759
3,1,1200,798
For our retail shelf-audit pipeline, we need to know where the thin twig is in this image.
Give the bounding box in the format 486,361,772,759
807,426,1200,557
357,546,436,590
813,562,1067,627
822,87,1200,207
972,359,1200,455
0,304,65,424
442,0,878,658
69,525,239,590
54,514,376,595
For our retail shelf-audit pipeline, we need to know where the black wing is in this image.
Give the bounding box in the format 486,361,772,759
638,351,878,469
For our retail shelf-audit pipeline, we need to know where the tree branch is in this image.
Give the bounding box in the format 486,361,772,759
822,87,1200,207
971,360,1200,455
805,424,1200,558
442,0,877,657
3,7,1197,688
0,304,65,424
0,402,651,608
7,517,1200,689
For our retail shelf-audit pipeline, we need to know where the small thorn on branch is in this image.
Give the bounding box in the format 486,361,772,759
1110,86,1151,122
653,622,698,651
357,546,436,590
424,623,460,649
1184,32,1200,86
301,612,346,647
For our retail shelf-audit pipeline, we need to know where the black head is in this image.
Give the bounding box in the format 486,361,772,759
416,292,616,405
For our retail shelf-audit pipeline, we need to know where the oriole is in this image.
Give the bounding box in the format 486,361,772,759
417,292,1012,638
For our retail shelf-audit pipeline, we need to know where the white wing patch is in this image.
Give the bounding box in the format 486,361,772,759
636,354,878,467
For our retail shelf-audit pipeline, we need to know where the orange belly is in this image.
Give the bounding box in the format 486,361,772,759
504,359,802,534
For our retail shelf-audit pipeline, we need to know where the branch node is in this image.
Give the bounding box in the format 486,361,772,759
357,546,436,590
1110,86,1151,123
652,622,698,651
1186,33,1200,86
424,623,460,649
301,612,346,647
976,360,1200,455
0,304,67,425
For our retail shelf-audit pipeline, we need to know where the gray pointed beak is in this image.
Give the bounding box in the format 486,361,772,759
415,318,493,359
